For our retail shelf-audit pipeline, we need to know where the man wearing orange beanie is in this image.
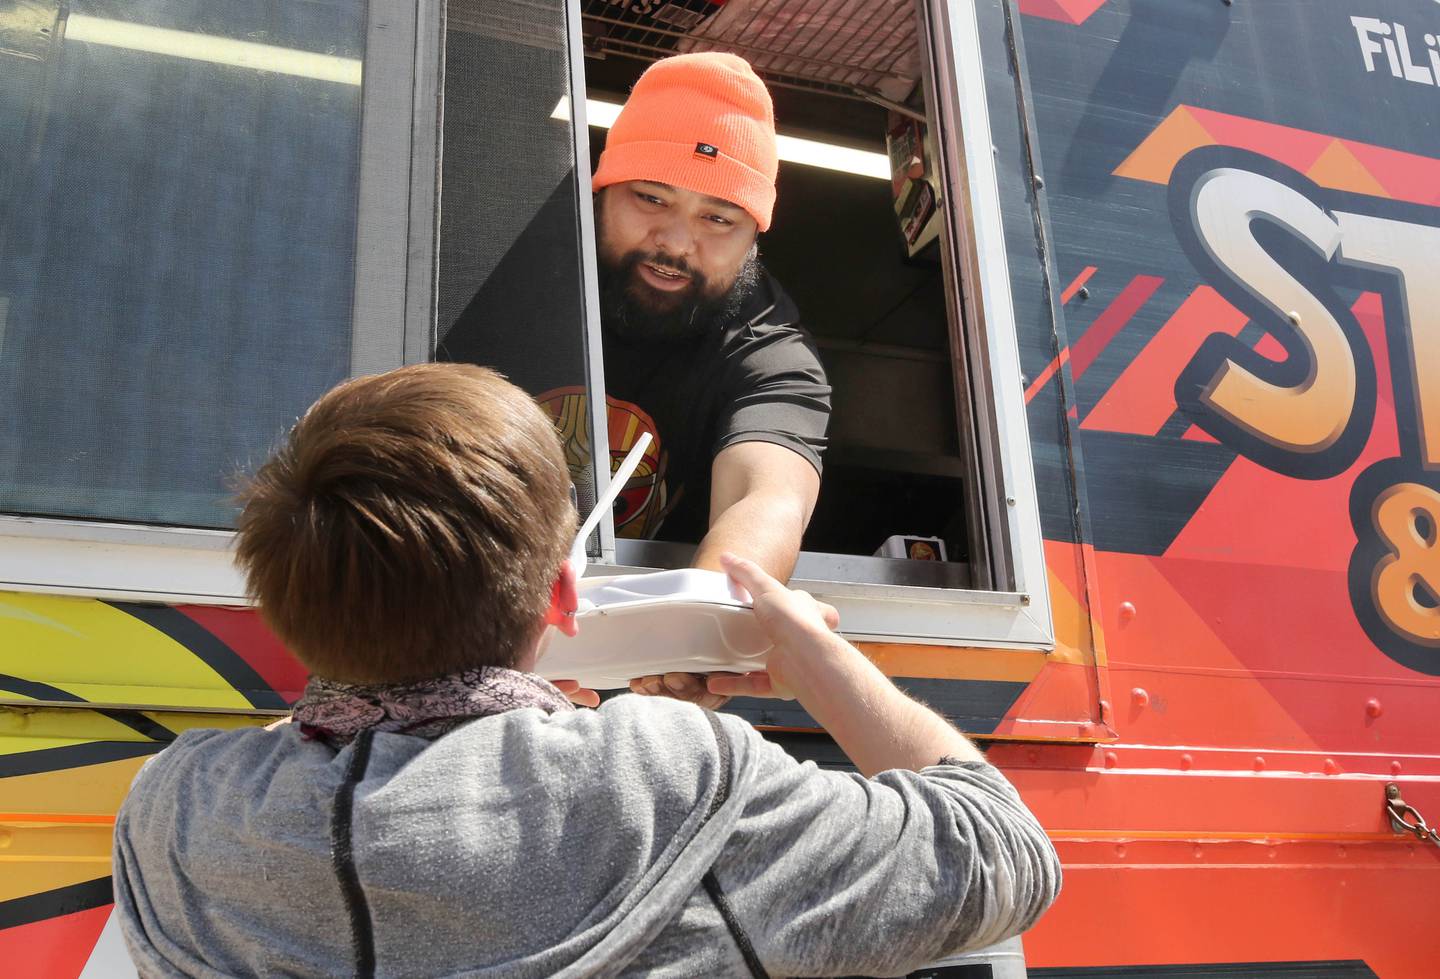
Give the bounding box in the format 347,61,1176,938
587,52,831,707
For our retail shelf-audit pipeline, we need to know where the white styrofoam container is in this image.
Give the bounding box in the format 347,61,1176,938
535,568,772,689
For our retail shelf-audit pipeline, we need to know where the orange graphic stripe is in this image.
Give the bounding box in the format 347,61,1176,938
1081,286,1248,436
860,643,1048,683
0,812,117,826
1060,265,1098,304
1046,828,1407,844
1070,275,1165,381
1025,347,1070,404
1025,266,1103,405
1116,104,1440,206
1018,0,1107,26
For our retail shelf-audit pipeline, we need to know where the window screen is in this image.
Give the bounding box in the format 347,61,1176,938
0,0,364,529
435,0,601,518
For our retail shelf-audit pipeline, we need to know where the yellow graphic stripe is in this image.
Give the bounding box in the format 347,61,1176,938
1,709,271,907
0,824,114,902
0,755,155,816
0,704,169,758
0,706,261,758
0,593,252,710
1,861,113,903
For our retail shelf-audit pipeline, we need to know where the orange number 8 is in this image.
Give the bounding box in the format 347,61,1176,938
1370,482,1440,648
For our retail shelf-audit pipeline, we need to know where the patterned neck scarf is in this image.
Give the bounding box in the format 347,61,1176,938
291,666,575,746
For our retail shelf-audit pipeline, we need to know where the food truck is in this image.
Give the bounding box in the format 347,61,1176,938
2,0,1437,974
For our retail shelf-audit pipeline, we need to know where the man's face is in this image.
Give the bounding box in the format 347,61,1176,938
596,181,762,342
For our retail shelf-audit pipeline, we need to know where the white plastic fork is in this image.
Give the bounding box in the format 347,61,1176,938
568,431,652,580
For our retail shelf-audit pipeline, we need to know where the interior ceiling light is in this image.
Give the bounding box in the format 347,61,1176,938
64,14,363,86
552,96,889,181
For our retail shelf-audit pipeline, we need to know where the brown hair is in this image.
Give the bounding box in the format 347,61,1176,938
235,363,575,683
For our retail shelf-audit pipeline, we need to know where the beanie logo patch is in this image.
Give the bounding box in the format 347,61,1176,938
693,142,720,162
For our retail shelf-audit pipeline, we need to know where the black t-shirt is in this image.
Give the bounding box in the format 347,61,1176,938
577,271,830,543
442,255,830,545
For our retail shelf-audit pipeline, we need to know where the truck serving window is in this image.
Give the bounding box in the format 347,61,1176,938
567,0,1052,649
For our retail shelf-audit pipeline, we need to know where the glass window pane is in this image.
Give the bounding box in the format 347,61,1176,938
435,0,601,518
0,0,366,528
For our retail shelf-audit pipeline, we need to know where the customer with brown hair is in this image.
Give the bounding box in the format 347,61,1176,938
232,362,581,690
112,363,1060,978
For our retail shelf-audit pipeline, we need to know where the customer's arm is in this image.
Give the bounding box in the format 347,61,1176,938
703,554,1060,976
707,553,983,775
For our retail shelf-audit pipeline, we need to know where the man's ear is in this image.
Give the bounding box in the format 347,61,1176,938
543,558,581,638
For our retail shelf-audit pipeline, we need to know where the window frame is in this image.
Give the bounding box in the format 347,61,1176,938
565,0,618,566
0,0,442,601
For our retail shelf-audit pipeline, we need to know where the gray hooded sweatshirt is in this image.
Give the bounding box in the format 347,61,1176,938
112,695,1060,977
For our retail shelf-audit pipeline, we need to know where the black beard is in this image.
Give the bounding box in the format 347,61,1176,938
598,247,762,344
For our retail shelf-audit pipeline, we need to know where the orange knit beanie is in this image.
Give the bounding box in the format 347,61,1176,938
592,53,778,232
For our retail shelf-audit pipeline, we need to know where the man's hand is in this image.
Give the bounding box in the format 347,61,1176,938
552,679,600,708
628,672,733,710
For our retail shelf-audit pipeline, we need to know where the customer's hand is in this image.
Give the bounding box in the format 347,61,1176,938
704,553,840,701
629,672,734,710
552,679,600,708
709,554,983,776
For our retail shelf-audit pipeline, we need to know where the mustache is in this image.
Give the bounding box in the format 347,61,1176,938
635,252,698,280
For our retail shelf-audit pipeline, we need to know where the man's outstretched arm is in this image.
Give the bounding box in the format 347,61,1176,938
630,441,818,707
691,440,819,581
